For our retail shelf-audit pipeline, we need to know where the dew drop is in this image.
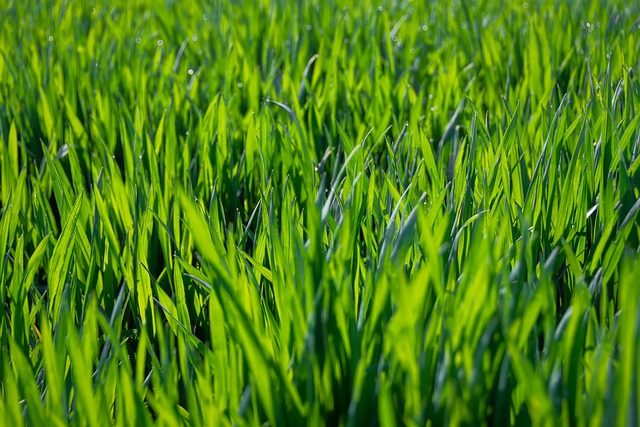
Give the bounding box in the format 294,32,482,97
157,39,164,47
188,68,194,75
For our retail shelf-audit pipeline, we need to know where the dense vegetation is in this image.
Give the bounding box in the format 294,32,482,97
1,0,640,425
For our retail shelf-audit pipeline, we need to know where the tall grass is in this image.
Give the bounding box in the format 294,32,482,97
1,0,640,425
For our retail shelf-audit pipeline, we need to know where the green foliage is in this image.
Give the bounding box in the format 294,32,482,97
1,0,640,425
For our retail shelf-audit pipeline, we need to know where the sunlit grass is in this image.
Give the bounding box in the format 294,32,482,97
1,0,640,425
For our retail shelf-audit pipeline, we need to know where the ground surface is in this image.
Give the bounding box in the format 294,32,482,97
1,0,640,425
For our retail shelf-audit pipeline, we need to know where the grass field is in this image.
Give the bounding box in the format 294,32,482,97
1,0,640,425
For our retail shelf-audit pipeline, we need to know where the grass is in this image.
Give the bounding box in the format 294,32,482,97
1,0,640,425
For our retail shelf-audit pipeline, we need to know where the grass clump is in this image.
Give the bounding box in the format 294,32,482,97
1,0,640,425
